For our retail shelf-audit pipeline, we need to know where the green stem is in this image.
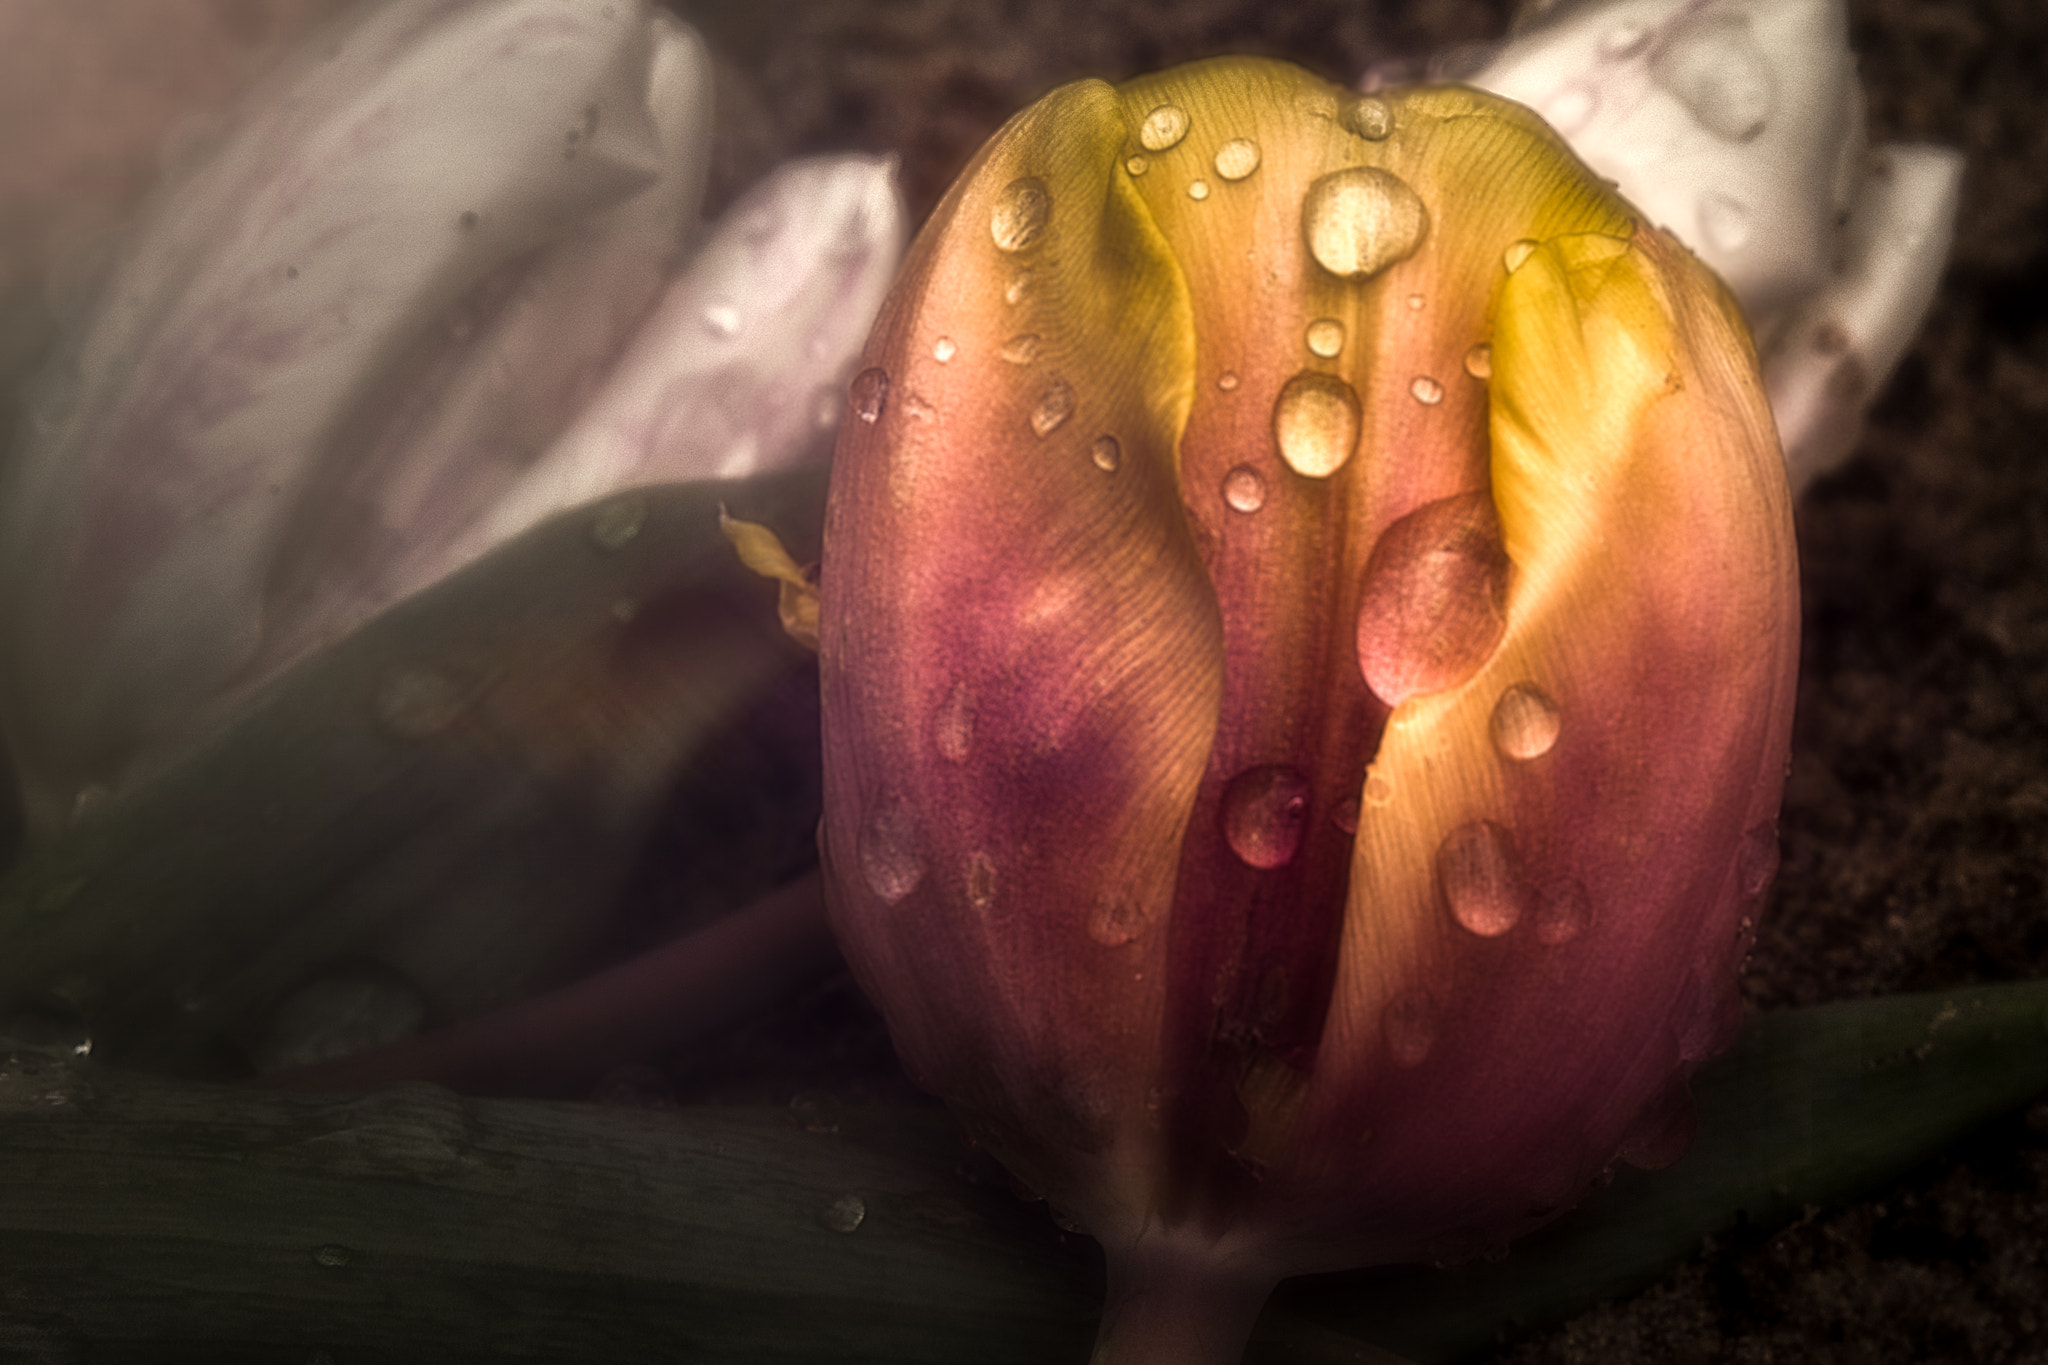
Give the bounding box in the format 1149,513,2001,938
1092,1240,1276,1365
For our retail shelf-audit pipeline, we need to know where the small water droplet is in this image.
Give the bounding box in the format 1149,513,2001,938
1341,95,1393,141
1406,293,1425,311
701,303,741,338
1004,269,1033,306
1274,371,1362,479
1306,317,1345,358
1354,492,1510,705
1410,375,1444,406
932,336,957,363
1533,879,1592,946
1126,154,1149,176
1600,22,1651,58
1738,820,1780,897
1545,85,1597,134
820,1193,867,1233
1220,765,1313,870
1139,103,1190,151
1089,894,1149,947
1214,138,1261,181
313,1244,353,1268
1030,379,1075,437
1303,167,1428,280
1651,12,1775,141
1463,343,1493,379
588,492,648,551
1222,465,1267,513
1383,991,1435,1068
374,668,466,741
1091,434,1122,472
1699,193,1752,251
1491,684,1560,760
1187,179,1210,201
1217,370,1240,392
1438,821,1527,937
991,177,1052,252
850,367,889,424
935,682,974,762
1000,333,1042,365
1363,768,1393,807
1504,239,1538,272
966,852,997,912
858,799,926,905
1331,797,1360,834
902,392,936,422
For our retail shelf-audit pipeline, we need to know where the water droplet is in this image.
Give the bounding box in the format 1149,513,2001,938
1001,333,1042,365
1214,138,1261,181
588,492,648,550
1089,894,1149,947
1217,370,1240,392
1126,154,1149,176
701,303,740,338
1331,797,1360,834
1187,179,1210,201
935,682,974,762
1545,85,1597,134
1363,768,1393,807
1220,765,1313,870
1004,270,1033,306
1738,820,1780,897
1303,167,1428,280
858,799,925,904
1533,879,1591,946
1030,379,1075,437
1223,465,1267,513
850,367,889,424
1354,492,1510,705
1490,684,1560,760
1383,991,1435,1068
933,336,957,363
1139,103,1190,152
1463,343,1493,380
1409,375,1444,406
1651,13,1774,141
1600,22,1651,58
1091,434,1122,472
1699,193,1752,251
1406,293,1425,311
313,1244,353,1268
1305,317,1345,358
820,1193,867,1233
1341,95,1393,141
1273,371,1362,479
374,668,466,740
902,392,936,422
966,852,997,912
1504,239,1538,272
1437,821,1527,937
991,177,1052,252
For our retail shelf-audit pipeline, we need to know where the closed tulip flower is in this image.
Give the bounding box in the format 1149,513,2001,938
819,56,1796,1363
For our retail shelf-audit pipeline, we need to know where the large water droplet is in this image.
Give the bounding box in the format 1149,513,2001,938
820,1193,867,1233
1221,765,1313,870
1302,167,1428,281
1223,465,1267,513
936,682,974,762
1214,138,1261,181
1533,879,1591,946
858,799,925,904
1305,317,1345,358
701,303,740,338
589,492,648,551
991,177,1051,252
1409,375,1444,406
1699,193,1752,252
1139,103,1190,151
1463,343,1493,380
1030,379,1075,437
932,336,957,363
850,367,889,424
1383,990,1435,1067
374,668,466,740
1738,820,1780,897
966,852,997,912
1491,683,1560,761
1342,95,1394,141
1273,371,1362,479
1091,434,1122,472
1354,493,1511,705
1187,179,1211,201
1437,821,1527,937
1000,333,1042,365
1651,13,1775,142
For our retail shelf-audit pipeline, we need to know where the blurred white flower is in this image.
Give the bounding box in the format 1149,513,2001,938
1467,0,1962,491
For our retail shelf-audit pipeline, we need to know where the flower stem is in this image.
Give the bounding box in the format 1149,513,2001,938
1091,1241,1276,1365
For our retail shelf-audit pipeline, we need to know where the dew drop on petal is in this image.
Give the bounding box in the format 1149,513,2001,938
858,799,926,905
1410,375,1444,406
1214,138,1261,181
1699,193,1753,252
1363,768,1393,807
1274,371,1362,478
1126,154,1149,176
1463,343,1493,380
1091,434,1122,472
1004,269,1033,306
1306,317,1345,358
1139,103,1190,151
1354,492,1510,705
1738,820,1781,897
588,492,648,551
1187,179,1210,201
1220,765,1313,870
1406,292,1425,311
1382,990,1435,1068
1217,370,1240,392
1223,465,1267,513
701,303,740,338
932,336,957,363
1341,95,1393,141
374,668,466,741
1533,879,1592,946
1504,239,1538,272
820,1193,866,1233
1491,684,1561,760
1438,821,1528,937
935,682,974,762
991,177,1052,252
1651,13,1775,142
966,852,997,912
1303,168,1428,282
1000,333,1042,364
850,367,889,424
1030,379,1075,437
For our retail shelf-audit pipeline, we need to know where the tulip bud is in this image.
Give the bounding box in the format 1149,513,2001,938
820,56,1796,1361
